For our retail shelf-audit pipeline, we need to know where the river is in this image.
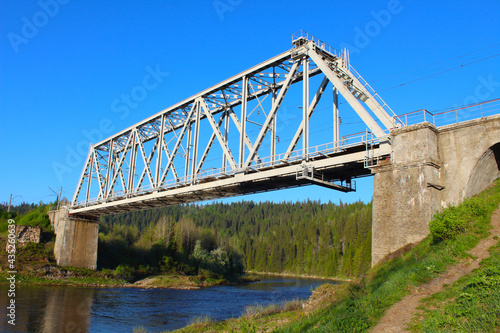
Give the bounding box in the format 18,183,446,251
0,276,335,332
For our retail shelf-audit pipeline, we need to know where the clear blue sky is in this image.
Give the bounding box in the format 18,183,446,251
1,0,499,206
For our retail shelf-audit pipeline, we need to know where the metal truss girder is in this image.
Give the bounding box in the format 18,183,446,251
71,34,402,211
70,144,391,216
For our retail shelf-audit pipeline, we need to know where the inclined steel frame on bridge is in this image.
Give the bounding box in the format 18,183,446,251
70,31,406,215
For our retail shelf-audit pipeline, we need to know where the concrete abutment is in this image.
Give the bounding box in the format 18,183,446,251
372,116,500,266
48,209,99,270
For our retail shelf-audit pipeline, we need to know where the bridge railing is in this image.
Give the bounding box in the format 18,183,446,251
292,30,342,59
348,65,399,121
71,130,383,209
395,98,500,128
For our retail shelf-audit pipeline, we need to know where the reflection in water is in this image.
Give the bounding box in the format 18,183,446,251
0,285,94,333
42,287,94,333
0,277,335,333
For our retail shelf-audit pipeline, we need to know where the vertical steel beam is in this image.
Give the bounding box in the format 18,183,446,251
271,89,277,163
155,115,165,187
302,57,309,161
223,109,229,171
185,122,192,180
128,130,138,193
333,87,339,151
85,150,93,203
104,139,114,199
191,100,201,183
239,76,248,168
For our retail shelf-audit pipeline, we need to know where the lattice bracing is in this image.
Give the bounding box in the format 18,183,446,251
71,30,400,215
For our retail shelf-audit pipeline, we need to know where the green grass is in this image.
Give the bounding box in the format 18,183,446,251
173,180,500,332
276,181,500,332
243,299,304,320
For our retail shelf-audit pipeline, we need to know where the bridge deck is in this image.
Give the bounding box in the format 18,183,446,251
70,141,389,216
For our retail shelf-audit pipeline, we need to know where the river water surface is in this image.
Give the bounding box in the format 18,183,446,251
1,276,334,333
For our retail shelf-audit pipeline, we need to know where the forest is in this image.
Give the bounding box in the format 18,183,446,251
1,198,372,279
100,199,372,277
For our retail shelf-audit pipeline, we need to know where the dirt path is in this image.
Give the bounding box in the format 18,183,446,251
371,206,500,333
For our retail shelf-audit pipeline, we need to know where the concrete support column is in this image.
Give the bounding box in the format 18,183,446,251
371,123,442,266
48,209,99,270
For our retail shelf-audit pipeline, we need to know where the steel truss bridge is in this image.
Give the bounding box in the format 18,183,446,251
70,31,402,216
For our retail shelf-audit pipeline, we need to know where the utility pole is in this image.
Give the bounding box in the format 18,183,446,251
48,186,63,210
7,194,21,213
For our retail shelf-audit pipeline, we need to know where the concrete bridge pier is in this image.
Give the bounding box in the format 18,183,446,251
48,209,99,270
371,123,442,266
372,116,500,266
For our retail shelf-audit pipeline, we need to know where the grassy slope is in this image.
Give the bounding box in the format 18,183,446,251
172,180,500,333
409,242,500,332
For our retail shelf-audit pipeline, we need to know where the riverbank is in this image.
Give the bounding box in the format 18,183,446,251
0,266,259,289
246,270,352,282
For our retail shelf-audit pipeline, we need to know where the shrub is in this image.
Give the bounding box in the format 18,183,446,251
114,264,135,281
429,196,488,242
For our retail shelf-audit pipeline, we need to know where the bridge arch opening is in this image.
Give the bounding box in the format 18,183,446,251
464,142,500,198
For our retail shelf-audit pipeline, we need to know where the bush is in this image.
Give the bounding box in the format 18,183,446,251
429,197,488,242
114,264,135,281
191,240,244,280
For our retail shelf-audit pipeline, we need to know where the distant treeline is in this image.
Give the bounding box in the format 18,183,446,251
101,199,372,277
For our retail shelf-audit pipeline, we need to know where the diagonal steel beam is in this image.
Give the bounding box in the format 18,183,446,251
93,149,106,200
161,135,179,180
244,61,300,168
136,138,156,188
199,98,237,170
196,111,226,175
107,131,134,196
229,110,261,162
160,102,197,185
283,76,329,161
72,148,93,204
308,50,386,138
